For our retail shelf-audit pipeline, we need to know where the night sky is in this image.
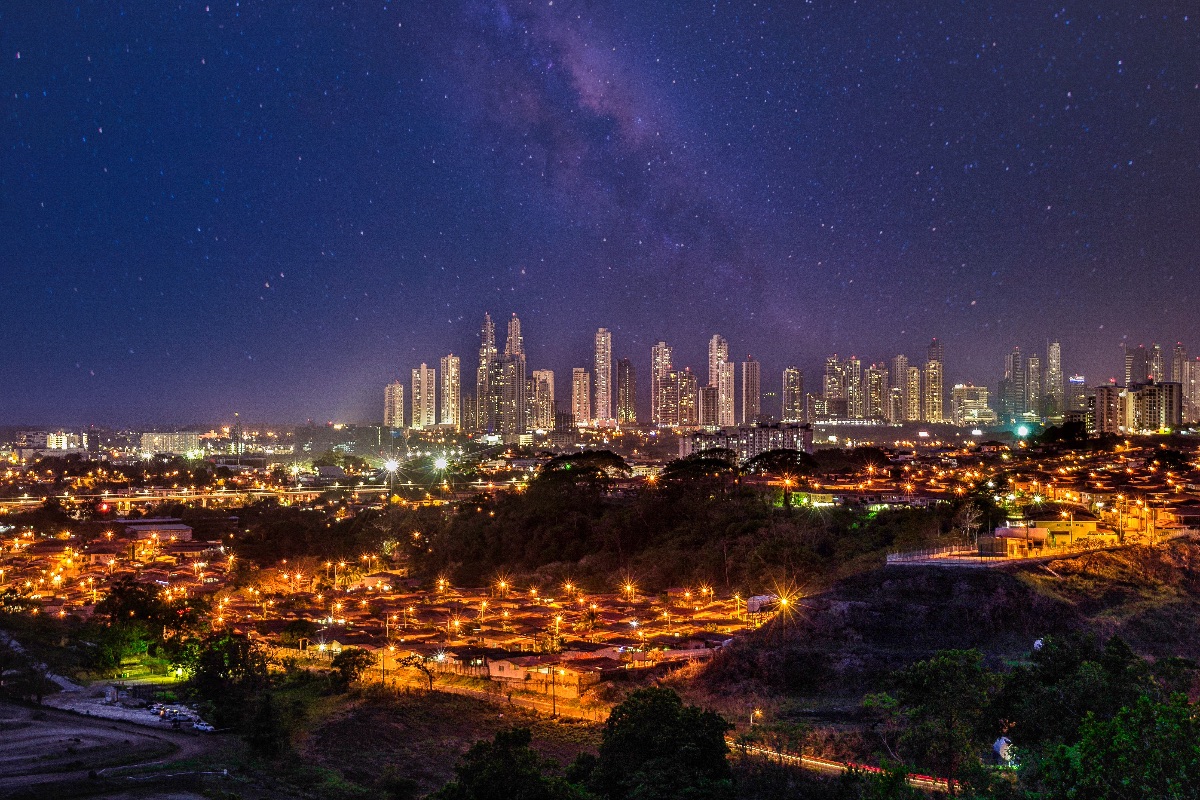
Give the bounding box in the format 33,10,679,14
3,2,1198,426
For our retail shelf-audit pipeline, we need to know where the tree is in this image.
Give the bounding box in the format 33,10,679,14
331,647,375,689
186,631,270,729
1042,695,1200,799
433,727,589,800
585,687,733,800
397,653,436,691
886,649,997,780
243,690,288,758
744,449,818,508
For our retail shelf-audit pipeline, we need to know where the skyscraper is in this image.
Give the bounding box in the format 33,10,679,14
571,368,592,427
650,342,673,426
594,328,614,426
532,369,555,430
498,352,527,438
411,363,436,429
781,367,804,422
844,356,863,419
1150,343,1164,382
708,334,735,426
1124,344,1150,386
476,313,497,433
505,313,524,357
677,368,699,428
698,385,719,428
890,355,913,420
905,366,922,422
1026,355,1042,415
384,381,405,429
1172,343,1188,383
1066,375,1089,414
923,339,944,422
1003,347,1026,419
864,363,888,419
440,354,461,430
1046,341,1064,414
616,358,637,426
741,356,761,423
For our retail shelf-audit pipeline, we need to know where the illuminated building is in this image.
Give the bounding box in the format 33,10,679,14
139,431,201,455
571,368,592,427
1066,375,1089,414
650,341,673,426
616,358,637,426
476,313,497,433
411,363,437,430
1046,341,1064,414
532,369,555,430
698,385,719,428
950,384,997,426
864,363,888,420
922,338,944,423
708,335,736,426
1172,343,1188,383
676,368,699,428
594,328,614,426
1026,355,1042,416
741,355,761,423
440,354,461,430
781,367,804,422
384,381,405,428
905,366,921,422
844,357,863,419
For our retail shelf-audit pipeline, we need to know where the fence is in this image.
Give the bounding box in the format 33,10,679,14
885,545,976,563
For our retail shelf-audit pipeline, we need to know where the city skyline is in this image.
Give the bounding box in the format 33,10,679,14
3,4,1198,424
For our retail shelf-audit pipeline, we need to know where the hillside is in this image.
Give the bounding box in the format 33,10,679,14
698,539,1200,699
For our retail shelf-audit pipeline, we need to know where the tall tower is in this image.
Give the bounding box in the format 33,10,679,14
1150,343,1164,382
905,366,922,422
616,358,637,426
782,367,804,422
677,368,699,428
505,313,524,357
476,313,497,432
1172,343,1188,383
1026,355,1042,415
708,334,735,426
571,368,592,427
1046,341,1064,414
384,381,405,428
923,338,944,423
594,328,614,425
440,355,461,430
845,356,863,419
411,363,437,429
532,370,555,430
650,342,673,426
741,356,761,424
865,363,888,419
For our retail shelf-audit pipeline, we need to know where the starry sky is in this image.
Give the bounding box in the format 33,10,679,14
3,2,1198,426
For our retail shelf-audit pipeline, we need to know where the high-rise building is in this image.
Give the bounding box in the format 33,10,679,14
411,363,437,429
1172,343,1188,383
741,356,761,423
844,357,863,419
506,313,524,357
864,363,888,419
950,384,997,426
1184,358,1200,424
905,366,921,422
1124,344,1150,386
781,367,804,422
1150,343,1165,382
922,362,943,422
384,381,405,428
1066,375,1089,414
440,355,461,430
616,358,637,426
707,335,729,387
594,328,614,425
677,368,699,428
708,334,735,426
1002,347,1026,419
532,369,555,430
823,356,846,402
923,339,944,422
1026,355,1042,415
498,352,528,439
698,385,720,428
890,355,914,420
571,368,592,427
650,342,673,426
476,313,497,433
1046,341,1064,414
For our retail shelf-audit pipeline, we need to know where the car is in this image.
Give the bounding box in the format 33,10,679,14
193,721,214,732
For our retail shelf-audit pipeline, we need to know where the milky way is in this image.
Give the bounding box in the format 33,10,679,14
2,2,1197,424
